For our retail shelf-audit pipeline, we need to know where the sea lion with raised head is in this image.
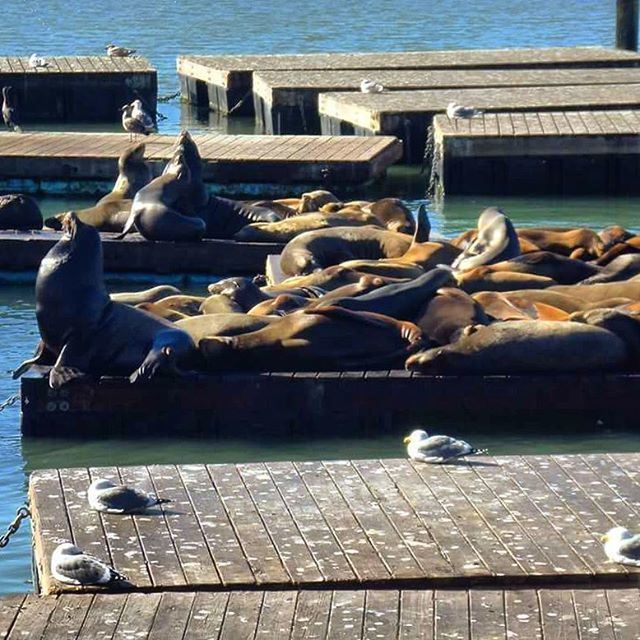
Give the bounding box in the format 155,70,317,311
0,193,42,230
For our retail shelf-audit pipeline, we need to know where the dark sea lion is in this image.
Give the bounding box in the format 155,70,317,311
406,321,627,375
200,306,424,371
14,213,197,387
366,198,415,234
198,195,281,239
45,143,151,232
452,207,520,271
550,281,640,304
339,259,424,280
595,237,640,266
0,194,42,230
249,199,297,218
200,294,243,315
517,227,604,259
456,268,557,294
318,267,456,320
416,288,490,345
176,314,276,344
110,285,182,306
579,254,640,285
280,226,412,276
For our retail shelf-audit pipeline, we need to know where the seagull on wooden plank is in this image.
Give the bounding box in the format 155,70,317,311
602,527,640,566
446,101,484,119
360,78,384,93
88,478,170,514
106,44,136,58
403,429,487,463
2,86,22,132
121,101,154,141
51,542,128,586
28,54,49,69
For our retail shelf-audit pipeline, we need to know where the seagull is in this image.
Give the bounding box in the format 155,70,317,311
51,542,127,585
360,78,384,93
403,429,487,463
106,44,136,58
446,101,484,119
28,54,49,69
601,527,640,566
121,101,154,141
88,478,170,514
2,86,22,132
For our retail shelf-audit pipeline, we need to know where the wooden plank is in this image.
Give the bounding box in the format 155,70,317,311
538,589,579,640
571,589,616,640
504,590,542,640
255,591,298,639
434,590,469,640
76,593,128,640
40,594,94,639
325,590,365,639
469,590,505,640
6,595,57,640
218,591,262,640
111,592,162,638
604,588,640,639
399,590,433,640
182,592,229,639
363,590,400,639
0,595,26,639
290,590,332,640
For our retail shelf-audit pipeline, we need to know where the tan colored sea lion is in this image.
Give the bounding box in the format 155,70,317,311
297,190,340,213
456,267,557,294
339,259,424,280
110,285,182,306
599,225,635,250
472,291,539,321
571,308,640,362
517,227,604,258
248,294,309,316
200,294,243,315
406,321,627,374
175,314,276,345
135,302,188,322
580,254,640,284
200,306,424,371
595,236,640,266
550,281,640,304
153,295,206,316
365,198,415,234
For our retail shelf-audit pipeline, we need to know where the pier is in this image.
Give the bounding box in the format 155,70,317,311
0,56,157,123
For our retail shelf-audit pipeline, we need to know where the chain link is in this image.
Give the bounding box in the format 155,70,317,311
0,506,30,548
0,393,19,412
158,91,180,103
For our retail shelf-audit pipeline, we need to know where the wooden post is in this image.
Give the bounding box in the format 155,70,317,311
616,0,639,51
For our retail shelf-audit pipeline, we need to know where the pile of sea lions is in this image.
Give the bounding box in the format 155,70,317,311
14,198,640,386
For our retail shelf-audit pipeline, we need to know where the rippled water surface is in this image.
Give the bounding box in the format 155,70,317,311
0,1,637,594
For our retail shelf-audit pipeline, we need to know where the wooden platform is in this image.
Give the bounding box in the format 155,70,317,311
28,454,640,595
177,46,640,116
0,56,156,122
0,132,402,194
19,372,640,438
1,587,638,639
319,84,640,162
253,67,640,135
0,230,282,276
430,109,640,196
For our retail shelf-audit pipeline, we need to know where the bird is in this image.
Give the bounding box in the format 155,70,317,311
88,478,170,514
2,86,22,132
446,101,484,119
403,429,487,463
106,44,136,58
121,101,154,140
28,54,49,69
601,527,640,566
360,78,384,93
51,542,128,585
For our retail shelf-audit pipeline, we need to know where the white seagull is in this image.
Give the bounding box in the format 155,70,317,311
51,542,127,585
360,78,384,93
88,478,170,514
106,44,136,58
403,429,487,463
446,101,484,119
601,527,640,566
121,100,155,140
28,54,49,69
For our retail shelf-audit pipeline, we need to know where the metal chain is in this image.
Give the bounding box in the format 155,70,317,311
0,506,30,548
158,91,181,103
0,393,19,412
428,139,442,200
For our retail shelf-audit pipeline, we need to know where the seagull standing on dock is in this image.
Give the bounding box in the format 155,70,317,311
51,542,128,586
446,101,484,119
2,86,22,132
403,429,487,463
602,527,640,566
360,78,384,93
28,54,49,69
121,100,155,140
106,44,136,58
88,478,170,514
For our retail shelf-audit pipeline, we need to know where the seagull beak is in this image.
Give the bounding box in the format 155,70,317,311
403,436,411,444
600,534,608,543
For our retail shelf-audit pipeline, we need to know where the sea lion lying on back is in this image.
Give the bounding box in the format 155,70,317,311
517,227,604,259
456,267,557,294
579,254,640,285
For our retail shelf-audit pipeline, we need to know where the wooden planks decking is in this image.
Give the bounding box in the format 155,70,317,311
28,454,640,596
19,371,639,438
1,587,638,639
0,56,156,122
0,132,402,192
430,109,640,196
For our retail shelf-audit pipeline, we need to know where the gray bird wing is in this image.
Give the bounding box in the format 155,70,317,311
97,486,151,512
57,555,109,584
618,535,640,560
417,435,473,459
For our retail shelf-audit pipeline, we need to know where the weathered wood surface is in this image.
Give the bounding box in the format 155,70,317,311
0,57,156,122
28,454,640,595
431,110,640,195
20,372,640,438
0,132,402,187
0,230,282,276
0,588,637,639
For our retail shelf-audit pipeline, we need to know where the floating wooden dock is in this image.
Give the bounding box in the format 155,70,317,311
0,230,282,276
430,109,640,196
0,132,402,194
19,371,638,438
253,67,640,135
2,587,637,639
0,56,157,123
319,84,640,162
177,46,640,116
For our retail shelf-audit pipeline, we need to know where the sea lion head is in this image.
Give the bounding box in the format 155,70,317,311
120,141,146,168
368,198,415,235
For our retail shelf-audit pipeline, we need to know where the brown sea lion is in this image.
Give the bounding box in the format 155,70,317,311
0,193,43,230
456,268,557,294
297,190,340,213
406,321,627,375
248,294,309,316
339,259,424,280
135,302,188,322
472,291,539,321
595,237,640,266
517,228,604,258
365,198,415,234
153,295,206,316
200,306,424,371
176,314,276,344
200,294,243,315
497,289,584,313
599,225,635,250
110,285,182,306
579,254,640,285
550,281,640,304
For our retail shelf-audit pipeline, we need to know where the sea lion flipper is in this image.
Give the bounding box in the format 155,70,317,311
115,211,137,240
49,365,88,389
48,337,92,389
12,340,55,379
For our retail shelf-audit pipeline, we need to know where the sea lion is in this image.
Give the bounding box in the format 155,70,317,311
198,195,281,239
452,207,520,271
297,190,340,213
109,285,182,306
0,193,42,230
136,302,188,322
280,226,412,276
472,291,539,321
45,143,151,232
366,198,415,234
200,294,243,315
579,254,640,285
274,265,396,293
517,227,604,259
416,288,490,345
595,237,640,266
14,213,197,387
599,225,635,250
339,259,424,280
550,281,640,304
406,321,627,375
200,306,424,371
496,289,585,313
152,295,206,316
176,314,276,344
248,200,297,218
248,294,309,316
456,268,557,294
